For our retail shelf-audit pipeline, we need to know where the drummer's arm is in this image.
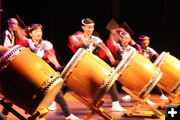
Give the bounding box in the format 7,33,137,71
155,52,159,58
14,25,28,47
98,42,115,65
44,49,62,70
14,26,26,39
68,35,82,50
68,35,80,53
150,50,159,62
110,28,124,43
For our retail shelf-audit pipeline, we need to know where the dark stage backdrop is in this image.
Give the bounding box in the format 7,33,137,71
1,0,180,65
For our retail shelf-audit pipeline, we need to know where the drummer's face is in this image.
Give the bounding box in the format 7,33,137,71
121,36,131,47
8,22,18,31
82,25,94,36
141,39,150,48
31,28,43,43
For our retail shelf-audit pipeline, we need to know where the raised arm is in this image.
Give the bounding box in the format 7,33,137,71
44,49,62,70
97,42,115,65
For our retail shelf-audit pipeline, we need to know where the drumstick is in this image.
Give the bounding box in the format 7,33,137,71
121,21,135,36
16,15,28,29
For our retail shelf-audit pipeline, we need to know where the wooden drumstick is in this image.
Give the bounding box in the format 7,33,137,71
16,15,28,29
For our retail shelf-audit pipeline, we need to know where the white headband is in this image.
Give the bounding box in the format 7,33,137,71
8,19,18,24
81,19,95,26
119,32,130,38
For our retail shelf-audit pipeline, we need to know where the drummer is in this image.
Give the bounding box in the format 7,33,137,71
0,18,26,118
18,23,79,119
0,18,28,48
109,27,142,54
105,28,139,64
138,35,169,101
138,35,159,62
99,27,143,63
68,17,125,112
105,30,160,105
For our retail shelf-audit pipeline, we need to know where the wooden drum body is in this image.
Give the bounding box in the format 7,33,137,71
115,49,162,98
0,45,63,114
154,52,180,93
61,48,118,104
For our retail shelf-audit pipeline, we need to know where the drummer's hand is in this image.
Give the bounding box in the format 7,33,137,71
55,64,62,70
110,58,116,65
107,52,116,65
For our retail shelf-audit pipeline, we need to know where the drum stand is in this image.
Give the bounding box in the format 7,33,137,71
0,98,49,120
70,92,115,120
28,108,49,120
157,83,180,108
121,86,163,119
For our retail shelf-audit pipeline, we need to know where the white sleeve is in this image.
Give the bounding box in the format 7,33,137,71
43,40,53,50
149,47,157,55
92,36,103,44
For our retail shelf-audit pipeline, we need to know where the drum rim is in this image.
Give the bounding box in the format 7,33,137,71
154,51,168,67
115,48,162,98
171,81,180,93
61,48,118,104
0,45,25,71
93,68,118,104
154,52,180,93
138,69,162,98
28,72,63,114
60,48,86,81
115,48,137,77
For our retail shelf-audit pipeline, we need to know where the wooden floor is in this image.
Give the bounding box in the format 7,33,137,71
1,91,178,120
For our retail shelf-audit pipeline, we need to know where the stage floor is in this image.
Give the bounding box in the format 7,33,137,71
0,92,179,120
